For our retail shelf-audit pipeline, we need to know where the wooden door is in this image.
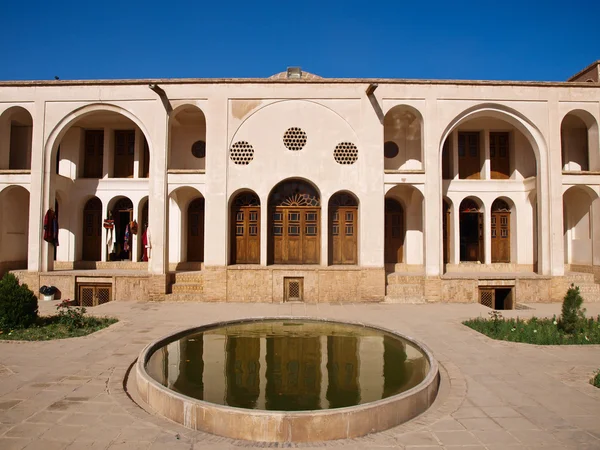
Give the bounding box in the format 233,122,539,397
272,208,319,264
83,130,104,178
458,132,481,179
114,130,135,178
385,199,404,264
187,198,205,262
231,206,260,264
490,132,510,179
330,207,357,264
459,211,483,262
82,198,102,261
491,211,510,262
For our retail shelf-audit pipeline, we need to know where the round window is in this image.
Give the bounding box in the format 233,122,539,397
191,141,206,158
384,141,399,159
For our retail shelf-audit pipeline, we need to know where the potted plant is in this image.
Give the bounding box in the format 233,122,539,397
39,285,57,302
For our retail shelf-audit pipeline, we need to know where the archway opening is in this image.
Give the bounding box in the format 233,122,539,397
55,110,150,179
563,186,596,265
109,197,134,261
169,106,207,171
230,191,260,264
0,107,33,170
383,106,423,171
459,198,483,262
384,199,404,264
82,197,102,262
0,186,30,274
328,192,358,265
268,179,320,265
561,111,599,171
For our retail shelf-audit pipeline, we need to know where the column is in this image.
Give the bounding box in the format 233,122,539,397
101,201,109,262
452,198,461,264
131,202,138,262
547,98,564,276
28,101,46,272
133,128,142,178
451,130,459,179
260,194,268,265
483,129,490,180
484,202,492,264
424,95,441,276
102,127,113,178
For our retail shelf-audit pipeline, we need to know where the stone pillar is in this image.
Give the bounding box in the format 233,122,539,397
424,95,441,276
483,201,492,264
147,99,169,300
102,127,113,178
102,201,109,262
547,98,564,276
28,101,46,272
452,199,461,264
260,194,268,266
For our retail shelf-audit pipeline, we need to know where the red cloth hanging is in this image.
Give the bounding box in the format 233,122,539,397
43,209,58,245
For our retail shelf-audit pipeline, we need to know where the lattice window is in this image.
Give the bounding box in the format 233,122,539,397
284,278,303,302
479,289,494,309
270,181,320,207
230,141,254,165
78,284,112,307
334,142,358,165
233,192,260,207
79,286,95,307
283,127,307,151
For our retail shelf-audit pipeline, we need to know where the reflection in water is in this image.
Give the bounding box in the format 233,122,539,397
146,320,429,411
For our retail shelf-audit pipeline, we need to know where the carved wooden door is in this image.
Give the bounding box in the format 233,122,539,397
458,132,481,179
490,132,510,179
330,207,357,264
113,130,135,178
187,198,205,262
82,198,102,261
491,200,511,262
83,130,104,178
232,206,260,264
385,199,404,264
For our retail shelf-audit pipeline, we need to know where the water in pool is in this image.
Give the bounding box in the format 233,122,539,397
146,320,429,411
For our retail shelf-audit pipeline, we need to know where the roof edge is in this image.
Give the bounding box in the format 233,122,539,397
567,60,600,81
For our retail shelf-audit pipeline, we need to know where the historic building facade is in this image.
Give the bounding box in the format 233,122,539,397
1,62,599,305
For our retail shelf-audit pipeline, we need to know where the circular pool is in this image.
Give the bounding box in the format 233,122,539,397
136,318,439,442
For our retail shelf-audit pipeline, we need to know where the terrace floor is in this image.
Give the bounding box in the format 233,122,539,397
1,301,599,450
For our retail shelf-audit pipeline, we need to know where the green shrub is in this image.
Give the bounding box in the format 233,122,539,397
559,284,586,334
591,370,600,388
0,273,39,331
55,300,87,330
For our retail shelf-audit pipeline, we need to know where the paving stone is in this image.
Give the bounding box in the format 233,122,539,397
457,418,503,431
23,440,69,450
471,429,521,445
494,417,540,430
0,437,31,450
395,431,439,445
432,431,481,446
41,424,83,442
5,422,51,438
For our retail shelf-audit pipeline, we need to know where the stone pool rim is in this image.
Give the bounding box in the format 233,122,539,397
135,316,440,442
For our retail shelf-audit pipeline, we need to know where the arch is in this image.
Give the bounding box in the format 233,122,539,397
268,179,321,264
459,197,483,262
230,190,261,264
82,196,102,261
44,103,153,182
491,198,513,263
0,106,33,170
328,191,359,265
169,104,207,171
0,186,30,272
561,109,599,171
383,105,424,171
168,187,203,265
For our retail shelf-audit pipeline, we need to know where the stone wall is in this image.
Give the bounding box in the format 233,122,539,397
115,277,149,301
515,278,552,303
440,279,478,303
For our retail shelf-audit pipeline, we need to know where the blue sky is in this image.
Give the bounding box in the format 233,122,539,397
1,0,597,81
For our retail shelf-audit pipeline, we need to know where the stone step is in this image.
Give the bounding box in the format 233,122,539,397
172,271,204,283
386,283,424,296
383,295,426,304
386,273,425,284
171,282,204,294
166,292,204,302
565,272,595,283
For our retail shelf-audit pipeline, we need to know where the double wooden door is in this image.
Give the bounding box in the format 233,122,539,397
114,130,135,178
187,198,205,262
83,130,104,178
458,132,481,179
491,211,510,262
231,206,260,264
272,207,319,264
490,132,510,179
330,206,357,264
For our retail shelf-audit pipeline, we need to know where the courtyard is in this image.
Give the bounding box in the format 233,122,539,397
0,300,599,449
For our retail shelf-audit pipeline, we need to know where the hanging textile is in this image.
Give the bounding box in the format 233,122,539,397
106,227,113,249
103,219,114,229
43,209,59,246
142,227,148,262
124,224,131,253
130,220,138,235
145,226,152,260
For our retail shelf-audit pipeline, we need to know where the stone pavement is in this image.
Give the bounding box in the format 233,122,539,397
0,301,599,450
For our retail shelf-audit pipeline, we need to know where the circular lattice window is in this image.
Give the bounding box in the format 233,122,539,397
384,141,399,159
230,141,254,165
191,140,206,158
283,127,307,151
333,142,358,165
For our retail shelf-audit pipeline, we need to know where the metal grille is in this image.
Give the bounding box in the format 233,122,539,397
78,284,112,307
479,289,494,309
284,278,303,302
79,286,95,307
